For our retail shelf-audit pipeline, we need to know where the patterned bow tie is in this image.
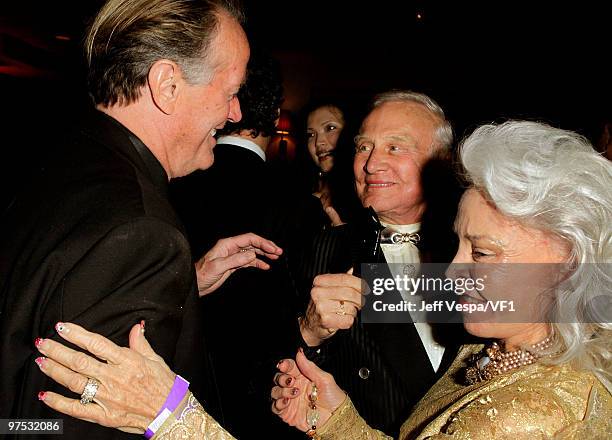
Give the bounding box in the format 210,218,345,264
379,227,421,245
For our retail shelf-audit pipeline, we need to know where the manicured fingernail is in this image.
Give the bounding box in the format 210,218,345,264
38,391,47,401
34,338,44,348
35,357,46,368
55,322,67,333
285,377,293,386
298,347,304,354
291,387,299,396
276,360,283,369
140,320,145,334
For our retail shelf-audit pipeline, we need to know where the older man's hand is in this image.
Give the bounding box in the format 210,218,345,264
300,271,365,347
195,232,283,296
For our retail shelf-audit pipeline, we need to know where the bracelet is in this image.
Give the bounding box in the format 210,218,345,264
144,375,190,439
305,383,320,439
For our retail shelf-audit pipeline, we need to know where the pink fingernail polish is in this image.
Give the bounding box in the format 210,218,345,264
38,391,47,401
34,338,44,348
35,357,46,368
55,322,66,333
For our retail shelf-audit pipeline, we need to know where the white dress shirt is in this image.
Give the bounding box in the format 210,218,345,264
380,222,445,372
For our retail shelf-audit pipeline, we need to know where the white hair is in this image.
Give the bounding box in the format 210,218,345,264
460,120,612,390
371,90,454,151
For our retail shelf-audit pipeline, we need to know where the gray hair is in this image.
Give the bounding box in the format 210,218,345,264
371,90,454,151
85,0,245,106
460,120,612,389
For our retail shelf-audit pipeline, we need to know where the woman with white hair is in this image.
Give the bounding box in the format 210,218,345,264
32,121,611,438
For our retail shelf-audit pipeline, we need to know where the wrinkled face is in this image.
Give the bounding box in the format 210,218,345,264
306,106,345,172
449,189,570,347
353,101,438,224
172,13,249,177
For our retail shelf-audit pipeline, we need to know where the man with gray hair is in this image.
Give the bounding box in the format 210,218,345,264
276,90,464,436
0,1,282,438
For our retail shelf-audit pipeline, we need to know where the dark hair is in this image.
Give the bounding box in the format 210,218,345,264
217,50,283,138
294,101,348,172
323,109,363,221
294,99,364,221
300,102,345,142
85,0,245,106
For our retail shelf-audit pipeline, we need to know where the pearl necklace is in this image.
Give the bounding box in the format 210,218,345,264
465,337,553,385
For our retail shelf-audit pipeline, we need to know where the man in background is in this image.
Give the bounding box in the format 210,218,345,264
171,50,284,256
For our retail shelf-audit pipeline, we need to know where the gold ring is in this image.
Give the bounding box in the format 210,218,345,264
335,300,346,316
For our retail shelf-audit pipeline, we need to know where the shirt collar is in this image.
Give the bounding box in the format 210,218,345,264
216,135,266,162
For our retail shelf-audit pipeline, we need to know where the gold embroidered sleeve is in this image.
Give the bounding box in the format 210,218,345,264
152,392,235,440
316,396,392,440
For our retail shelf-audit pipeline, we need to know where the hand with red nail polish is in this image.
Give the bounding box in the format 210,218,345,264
33,322,175,434
33,321,242,438
270,351,346,432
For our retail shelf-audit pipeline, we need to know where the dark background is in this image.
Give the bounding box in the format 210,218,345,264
1,1,610,208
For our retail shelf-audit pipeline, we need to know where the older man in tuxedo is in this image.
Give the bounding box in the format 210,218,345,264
0,1,282,438
282,91,464,436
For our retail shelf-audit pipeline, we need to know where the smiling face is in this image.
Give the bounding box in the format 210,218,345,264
450,189,570,348
306,105,345,172
170,13,249,177
353,101,439,224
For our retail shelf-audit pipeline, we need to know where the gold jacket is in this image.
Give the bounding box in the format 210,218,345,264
318,344,612,439
152,344,611,439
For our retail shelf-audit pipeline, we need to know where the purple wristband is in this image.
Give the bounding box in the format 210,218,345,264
144,375,190,438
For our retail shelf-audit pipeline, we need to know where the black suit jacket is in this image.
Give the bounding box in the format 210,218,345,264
171,143,271,257
0,110,215,439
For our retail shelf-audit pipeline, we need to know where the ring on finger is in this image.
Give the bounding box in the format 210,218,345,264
80,377,100,405
335,300,346,316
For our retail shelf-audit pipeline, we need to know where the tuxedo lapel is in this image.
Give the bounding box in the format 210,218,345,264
363,252,436,389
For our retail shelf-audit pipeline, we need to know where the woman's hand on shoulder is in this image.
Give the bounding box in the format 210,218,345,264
35,322,175,433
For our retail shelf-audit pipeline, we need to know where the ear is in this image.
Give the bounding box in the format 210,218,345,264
148,60,181,115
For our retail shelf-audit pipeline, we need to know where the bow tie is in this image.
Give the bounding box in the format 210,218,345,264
379,227,421,245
